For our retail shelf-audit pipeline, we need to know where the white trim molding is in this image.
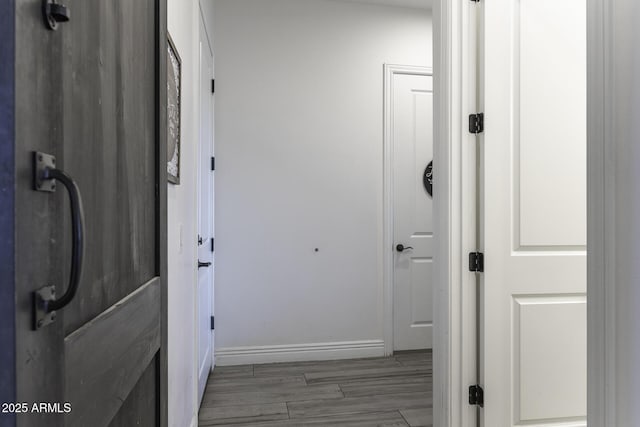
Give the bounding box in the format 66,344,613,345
214,340,385,366
383,63,433,357
433,0,478,426
586,0,606,425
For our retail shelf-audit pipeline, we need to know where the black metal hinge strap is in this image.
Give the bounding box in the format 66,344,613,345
469,252,484,272
469,113,484,134
211,238,215,253
469,385,484,407
212,79,215,94
211,316,215,330
211,157,215,171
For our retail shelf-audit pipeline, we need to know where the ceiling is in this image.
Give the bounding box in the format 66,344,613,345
335,0,432,10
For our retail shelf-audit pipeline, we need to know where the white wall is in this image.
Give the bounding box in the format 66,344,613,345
167,1,214,426
213,0,432,364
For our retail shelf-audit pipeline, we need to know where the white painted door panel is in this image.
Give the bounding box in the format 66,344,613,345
392,72,433,351
197,15,215,406
482,0,587,425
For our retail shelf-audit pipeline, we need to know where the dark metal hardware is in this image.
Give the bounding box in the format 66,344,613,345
33,152,85,330
210,316,215,330
423,160,433,198
469,385,484,407
198,261,212,269
211,238,215,253
211,79,215,94
469,252,484,272
396,244,414,253
43,0,70,31
198,235,203,246
469,113,484,134
211,157,215,171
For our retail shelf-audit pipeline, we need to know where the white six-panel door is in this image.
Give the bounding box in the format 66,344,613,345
482,1,587,425
390,68,434,351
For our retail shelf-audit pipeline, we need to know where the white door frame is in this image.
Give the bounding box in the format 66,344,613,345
431,1,485,426
383,64,433,356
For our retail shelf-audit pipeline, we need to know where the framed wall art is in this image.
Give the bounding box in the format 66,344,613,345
167,33,181,184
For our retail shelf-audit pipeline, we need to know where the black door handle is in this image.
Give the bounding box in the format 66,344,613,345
198,261,212,269
33,152,85,329
396,244,414,253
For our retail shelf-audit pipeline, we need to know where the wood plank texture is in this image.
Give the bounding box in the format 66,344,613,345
229,411,410,427
14,2,66,425
199,351,432,426
400,408,434,427
108,360,158,427
13,0,165,425
60,0,158,336
199,403,289,426
65,278,161,427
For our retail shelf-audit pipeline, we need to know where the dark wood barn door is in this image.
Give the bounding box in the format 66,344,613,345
9,0,168,426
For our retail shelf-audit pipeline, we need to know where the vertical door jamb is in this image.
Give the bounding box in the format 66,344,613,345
433,0,479,426
156,0,169,424
586,0,609,424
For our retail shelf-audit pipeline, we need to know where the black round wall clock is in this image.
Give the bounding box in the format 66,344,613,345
423,161,433,198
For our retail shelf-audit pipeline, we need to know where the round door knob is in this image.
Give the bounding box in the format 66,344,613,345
396,244,414,253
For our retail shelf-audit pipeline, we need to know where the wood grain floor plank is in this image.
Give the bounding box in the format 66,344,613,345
340,377,431,398
222,411,410,427
288,392,432,419
212,365,254,379
198,403,288,426
394,351,433,367
202,383,343,407
399,408,433,427
253,357,400,377
200,351,432,426
338,374,431,390
207,375,306,392
304,366,430,385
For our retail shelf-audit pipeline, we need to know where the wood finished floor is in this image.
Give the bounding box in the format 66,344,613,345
198,351,432,426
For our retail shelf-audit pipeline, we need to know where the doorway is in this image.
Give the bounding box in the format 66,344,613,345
433,0,588,425
384,64,434,353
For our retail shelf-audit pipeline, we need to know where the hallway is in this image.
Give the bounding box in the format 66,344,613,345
198,351,432,426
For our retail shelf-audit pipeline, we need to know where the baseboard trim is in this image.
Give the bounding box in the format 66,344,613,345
215,340,385,366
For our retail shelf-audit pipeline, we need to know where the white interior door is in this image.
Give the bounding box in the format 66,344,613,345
197,13,215,406
482,1,587,425
391,68,434,352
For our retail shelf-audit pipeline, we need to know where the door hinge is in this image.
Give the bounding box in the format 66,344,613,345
211,157,215,171
211,237,215,253
469,113,484,134
210,316,215,330
469,252,484,272
211,79,215,94
469,385,484,407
